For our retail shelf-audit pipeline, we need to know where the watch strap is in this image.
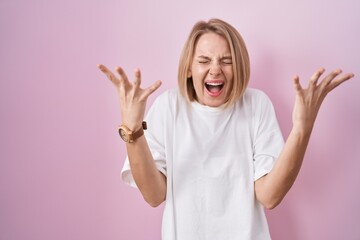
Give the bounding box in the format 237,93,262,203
131,121,147,142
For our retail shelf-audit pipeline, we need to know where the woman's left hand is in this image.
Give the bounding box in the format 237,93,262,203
292,68,354,131
256,68,354,209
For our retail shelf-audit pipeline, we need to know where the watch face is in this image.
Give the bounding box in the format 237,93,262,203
119,128,129,142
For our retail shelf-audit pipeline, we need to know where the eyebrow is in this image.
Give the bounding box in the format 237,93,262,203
197,55,211,59
196,55,232,59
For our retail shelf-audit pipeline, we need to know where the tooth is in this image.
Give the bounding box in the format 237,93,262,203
206,82,223,86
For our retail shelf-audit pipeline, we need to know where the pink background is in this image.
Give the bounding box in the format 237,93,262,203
1,0,359,239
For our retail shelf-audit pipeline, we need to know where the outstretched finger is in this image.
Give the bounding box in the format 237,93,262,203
293,75,303,93
320,69,342,87
98,64,120,85
308,67,325,88
327,73,355,92
133,68,142,89
115,66,131,87
144,80,162,97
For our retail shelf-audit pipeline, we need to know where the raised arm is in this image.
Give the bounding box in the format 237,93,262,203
98,64,166,207
255,68,355,209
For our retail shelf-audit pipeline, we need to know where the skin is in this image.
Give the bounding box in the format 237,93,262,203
189,32,234,107
98,64,166,207
98,34,354,208
255,68,354,209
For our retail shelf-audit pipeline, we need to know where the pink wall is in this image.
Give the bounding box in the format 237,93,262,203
1,1,359,239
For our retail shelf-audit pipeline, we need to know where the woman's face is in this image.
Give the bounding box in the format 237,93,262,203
189,32,234,107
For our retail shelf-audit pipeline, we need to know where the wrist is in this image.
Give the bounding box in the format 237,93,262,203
121,117,144,132
124,122,144,132
118,121,147,143
291,123,313,137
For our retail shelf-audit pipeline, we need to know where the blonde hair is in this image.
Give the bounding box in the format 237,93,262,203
178,18,250,106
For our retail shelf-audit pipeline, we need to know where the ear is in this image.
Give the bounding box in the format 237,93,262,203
187,69,192,78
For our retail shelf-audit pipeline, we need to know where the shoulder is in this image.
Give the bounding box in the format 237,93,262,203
238,88,273,110
153,88,181,104
148,88,185,115
153,88,188,109
242,88,271,102
145,89,185,131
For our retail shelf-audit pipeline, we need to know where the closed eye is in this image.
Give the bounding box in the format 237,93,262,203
197,58,210,64
196,55,211,64
196,56,232,65
198,60,210,64
221,57,232,65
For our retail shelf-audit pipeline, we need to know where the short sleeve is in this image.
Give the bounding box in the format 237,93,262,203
252,92,284,181
121,92,170,188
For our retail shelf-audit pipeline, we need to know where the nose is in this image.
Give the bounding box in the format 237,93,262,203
209,62,221,76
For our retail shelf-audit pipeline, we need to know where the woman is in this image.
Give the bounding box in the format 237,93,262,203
98,18,354,239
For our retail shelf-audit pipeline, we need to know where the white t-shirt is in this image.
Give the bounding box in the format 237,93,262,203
121,88,284,240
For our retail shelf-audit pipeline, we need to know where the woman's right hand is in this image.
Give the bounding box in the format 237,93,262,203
98,64,162,131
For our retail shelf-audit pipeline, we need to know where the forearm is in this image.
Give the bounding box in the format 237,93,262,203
126,135,167,207
254,68,354,209
255,125,313,209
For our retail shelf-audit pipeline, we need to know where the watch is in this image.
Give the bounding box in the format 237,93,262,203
118,121,147,143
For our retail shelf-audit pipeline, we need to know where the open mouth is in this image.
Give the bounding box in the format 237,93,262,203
205,82,224,96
